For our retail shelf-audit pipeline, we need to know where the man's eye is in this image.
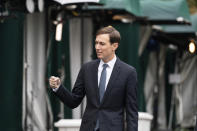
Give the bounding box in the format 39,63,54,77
100,42,105,45
95,41,98,45
95,41,105,45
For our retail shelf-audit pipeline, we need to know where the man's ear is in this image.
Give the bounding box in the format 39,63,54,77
112,43,119,51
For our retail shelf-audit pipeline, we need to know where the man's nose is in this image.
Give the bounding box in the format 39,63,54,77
95,44,100,50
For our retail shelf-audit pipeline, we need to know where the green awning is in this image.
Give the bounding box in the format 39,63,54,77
140,0,196,33
191,13,197,32
160,25,195,33
154,14,197,33
89,0,141,16
161,13,197,33
140,0,191,21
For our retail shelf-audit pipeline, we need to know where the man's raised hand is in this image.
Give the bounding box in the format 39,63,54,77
49,76,61,89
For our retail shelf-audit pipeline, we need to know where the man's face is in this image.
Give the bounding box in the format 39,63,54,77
95,34,118,63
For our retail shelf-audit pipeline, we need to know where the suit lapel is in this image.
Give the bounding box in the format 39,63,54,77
101,58,121,105
92,59,100,103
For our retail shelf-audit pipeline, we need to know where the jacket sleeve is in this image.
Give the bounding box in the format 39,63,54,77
54,65,86,109
126,69,138,131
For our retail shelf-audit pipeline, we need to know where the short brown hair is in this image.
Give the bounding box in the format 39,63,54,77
96,26,121,44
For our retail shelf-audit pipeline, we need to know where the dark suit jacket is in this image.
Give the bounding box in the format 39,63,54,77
54,58,138,131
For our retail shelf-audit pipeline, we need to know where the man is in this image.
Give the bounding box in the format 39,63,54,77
49,26,138,131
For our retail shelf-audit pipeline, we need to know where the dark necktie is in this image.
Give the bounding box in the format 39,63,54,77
99,64,108,102
95,64,108,131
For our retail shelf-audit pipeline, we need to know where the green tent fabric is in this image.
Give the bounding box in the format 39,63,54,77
89,0,141,16
160,25,195,33
159,13,197,34
191,13,197,32
140,0,196,33
0,13,24,131
140,0,191,21
160,13,197,33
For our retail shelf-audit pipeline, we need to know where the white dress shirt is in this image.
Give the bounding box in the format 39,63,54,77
98,55,117,90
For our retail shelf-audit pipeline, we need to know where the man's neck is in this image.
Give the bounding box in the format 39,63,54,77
102,54,116,63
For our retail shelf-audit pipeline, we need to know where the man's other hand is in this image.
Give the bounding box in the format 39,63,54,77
49,76,61,89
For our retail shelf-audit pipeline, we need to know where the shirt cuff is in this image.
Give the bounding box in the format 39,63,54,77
52,86,60,92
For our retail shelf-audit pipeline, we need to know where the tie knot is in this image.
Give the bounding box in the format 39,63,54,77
103,64,108,69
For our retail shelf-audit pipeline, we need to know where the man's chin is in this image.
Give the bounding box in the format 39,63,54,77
97,55,102,59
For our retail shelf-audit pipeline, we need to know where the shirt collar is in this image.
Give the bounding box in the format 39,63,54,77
100,55,117,68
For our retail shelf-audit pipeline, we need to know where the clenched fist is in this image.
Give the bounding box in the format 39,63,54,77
49,76,61,89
